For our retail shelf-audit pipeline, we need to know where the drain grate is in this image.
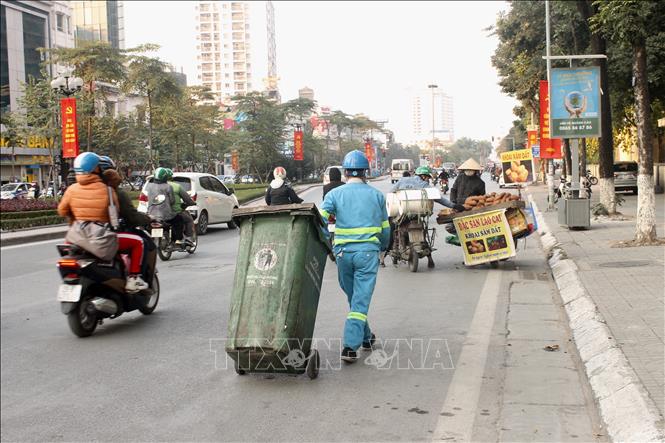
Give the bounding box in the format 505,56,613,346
598,260,652,268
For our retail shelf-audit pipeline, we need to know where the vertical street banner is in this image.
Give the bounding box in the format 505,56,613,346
60,97,79,158
550,67,601,138
500,148,534,185
453,209,516,266
539,80,562,158
526,130,538,150
364,141,373,163
231,150,239,171
293,129,304,161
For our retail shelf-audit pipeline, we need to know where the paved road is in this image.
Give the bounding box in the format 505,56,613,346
1,177,605,442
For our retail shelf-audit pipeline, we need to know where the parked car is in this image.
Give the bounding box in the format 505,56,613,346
322,165,347,186
1,182,30,200
138,172,240,235
240,175,258,184
613,161,638,194
216,175,236,185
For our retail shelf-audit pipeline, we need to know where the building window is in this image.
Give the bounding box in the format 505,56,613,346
22,12,46,82
0,6,9,112
56,13,65,32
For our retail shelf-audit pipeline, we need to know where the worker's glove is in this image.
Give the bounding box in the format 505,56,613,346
454,204,466,212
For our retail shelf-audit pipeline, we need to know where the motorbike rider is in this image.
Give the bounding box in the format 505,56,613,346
322,166,344,199
145,167,181,238
165,168,196,245
450,158,486,206
265,167,303,205
99,156,152,292
320,150,389,363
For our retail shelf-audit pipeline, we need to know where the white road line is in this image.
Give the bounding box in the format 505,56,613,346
1,238,62,251
432,270,502,442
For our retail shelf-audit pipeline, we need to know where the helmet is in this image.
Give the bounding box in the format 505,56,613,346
273,166,287,180
98,155,116,172
154,167,170,181
342,150,369,174
415,166,432,177
73,152,100,174
165,168,174,179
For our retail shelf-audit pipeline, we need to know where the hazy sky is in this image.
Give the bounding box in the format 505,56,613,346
124,1,518,144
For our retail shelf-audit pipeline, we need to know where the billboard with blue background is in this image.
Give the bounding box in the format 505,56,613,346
550,67,601,138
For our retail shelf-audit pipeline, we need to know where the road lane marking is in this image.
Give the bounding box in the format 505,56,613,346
432,270,502,442
1,238,62,251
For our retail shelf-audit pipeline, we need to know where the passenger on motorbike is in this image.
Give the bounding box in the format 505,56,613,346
391,166,461,210
99,157,153,292
145,167,180,237
165,168,196,245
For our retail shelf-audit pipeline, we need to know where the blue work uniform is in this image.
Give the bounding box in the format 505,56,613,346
320,180,390,351
391,176,455,208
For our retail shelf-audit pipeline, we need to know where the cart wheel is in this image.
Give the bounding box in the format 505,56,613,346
427,254,435,269
489,260,499,269
408,248,419,273
391,255,399,267
234,359,246,375
306,349,320,379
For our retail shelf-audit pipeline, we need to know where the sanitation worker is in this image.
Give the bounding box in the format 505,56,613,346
320,150,390,363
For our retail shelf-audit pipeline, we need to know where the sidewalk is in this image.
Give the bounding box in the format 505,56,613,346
528,183,665,441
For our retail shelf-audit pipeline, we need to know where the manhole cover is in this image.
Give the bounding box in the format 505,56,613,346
598,260,651,268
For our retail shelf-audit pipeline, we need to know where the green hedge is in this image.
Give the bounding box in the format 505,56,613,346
236,188,267,204
0,209,58,220
0,215,66,231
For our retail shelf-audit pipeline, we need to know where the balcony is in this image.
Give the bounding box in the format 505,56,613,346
232,32,244,41
232,23,244,31
200,13,211,21
233,54,245,62
199,23,211,32
232,13,244,21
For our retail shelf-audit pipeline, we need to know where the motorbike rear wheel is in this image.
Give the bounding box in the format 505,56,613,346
157,235,172,261
408,248,419,273
139,274,160,315
67,296,98,337
588,176,598,186
186,231,198,254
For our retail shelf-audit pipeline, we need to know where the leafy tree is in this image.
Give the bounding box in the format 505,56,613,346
592,0,664,244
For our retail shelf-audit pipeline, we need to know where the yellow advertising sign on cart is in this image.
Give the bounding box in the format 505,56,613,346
453,209,516,266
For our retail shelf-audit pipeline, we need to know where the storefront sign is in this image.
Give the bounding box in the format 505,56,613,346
453,209,516,266
0,136,54,149
500,149,535,185
550,67,601,138
539,80,562,158
60,98,79,158
293,129,304,161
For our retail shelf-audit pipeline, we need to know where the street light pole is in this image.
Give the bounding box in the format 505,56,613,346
51,69,83,186
428,84,438,165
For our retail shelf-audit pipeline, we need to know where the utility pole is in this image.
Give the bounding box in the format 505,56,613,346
545,0,555,210
428,84,438,165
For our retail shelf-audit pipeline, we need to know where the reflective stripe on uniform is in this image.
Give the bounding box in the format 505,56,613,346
334,237,380,245
347,312,367,322
335,226,382,235
381,220,390,228
320,209,331,219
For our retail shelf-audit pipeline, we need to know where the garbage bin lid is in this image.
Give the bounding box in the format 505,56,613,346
232,203,325,227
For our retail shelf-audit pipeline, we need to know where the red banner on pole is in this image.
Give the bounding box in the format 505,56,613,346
293,129,304,161
231,150,239,171
60,97,79,158
539,80,562,159
527,130,538,149
364,141,373,163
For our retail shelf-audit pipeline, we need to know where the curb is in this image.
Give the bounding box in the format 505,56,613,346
0,227,68,247
528,194,665,442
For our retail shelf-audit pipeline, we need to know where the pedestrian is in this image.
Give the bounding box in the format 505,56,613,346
320,150,390,363
450,158,486,206
265,167,303,205
322,166,344,199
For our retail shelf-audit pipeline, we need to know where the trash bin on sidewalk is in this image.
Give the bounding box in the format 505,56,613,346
226,203,332,379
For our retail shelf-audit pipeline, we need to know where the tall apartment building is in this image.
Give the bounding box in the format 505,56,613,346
70,0,124,49
264,0,279,102
195,1,252,104
411,89,454,146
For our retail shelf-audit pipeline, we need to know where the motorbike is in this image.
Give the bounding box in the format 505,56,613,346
439,178,449,194
150,206,199,261
586,169,598,186
55,231,159,337
388,213,436,272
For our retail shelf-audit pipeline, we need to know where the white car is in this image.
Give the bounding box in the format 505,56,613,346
322,165,347,186
138,172,240,235
1,182,30,200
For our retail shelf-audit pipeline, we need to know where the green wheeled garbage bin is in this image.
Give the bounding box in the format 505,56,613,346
226,203,332,379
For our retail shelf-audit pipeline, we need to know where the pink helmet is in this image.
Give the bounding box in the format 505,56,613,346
273,167,287,179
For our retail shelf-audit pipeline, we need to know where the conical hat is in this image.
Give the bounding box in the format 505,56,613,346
458,158,482,170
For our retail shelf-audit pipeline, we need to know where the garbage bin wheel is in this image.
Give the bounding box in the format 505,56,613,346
306,349,320,380
234,359,246,376
489,260,499,269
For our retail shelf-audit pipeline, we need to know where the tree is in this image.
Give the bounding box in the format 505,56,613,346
592,0,662,244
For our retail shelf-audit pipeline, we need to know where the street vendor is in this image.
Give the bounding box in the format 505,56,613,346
450,158,486,206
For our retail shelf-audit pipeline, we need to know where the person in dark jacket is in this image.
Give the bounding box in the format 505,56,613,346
322,166,344,199
265,166,303,205
450,158,486,206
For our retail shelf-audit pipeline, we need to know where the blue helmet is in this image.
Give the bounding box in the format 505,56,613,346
342,150,369,177
98,155,116,172
73,152,100,174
